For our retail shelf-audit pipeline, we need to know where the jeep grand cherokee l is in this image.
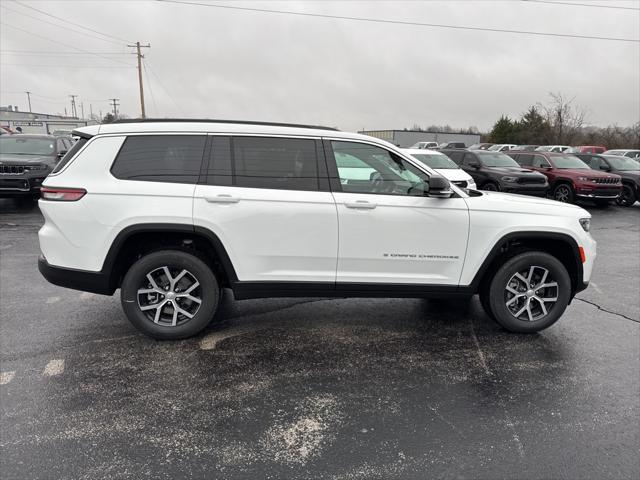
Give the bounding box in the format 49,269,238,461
0,134,73,198
442,149,548,196
508,151,622,206
38,120,595,340
576,153,640,207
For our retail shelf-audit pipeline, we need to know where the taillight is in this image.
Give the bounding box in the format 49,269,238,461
40,187,87,201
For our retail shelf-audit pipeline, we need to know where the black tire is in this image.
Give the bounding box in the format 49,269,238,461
120,250,220,340
616,184,636,207
482,182,500,191
552,183,574,204
487,251,571,333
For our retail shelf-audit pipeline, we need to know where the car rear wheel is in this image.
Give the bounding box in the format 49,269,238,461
120,250,220,340
487,251,571,333
616,184,636,207
553,184,574,203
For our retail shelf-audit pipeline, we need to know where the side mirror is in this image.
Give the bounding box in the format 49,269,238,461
599,164,610,171
427,174,453,198
468,162,480,169
57,150,68,159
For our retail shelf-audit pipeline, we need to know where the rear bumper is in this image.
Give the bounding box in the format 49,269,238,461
38,255,114,295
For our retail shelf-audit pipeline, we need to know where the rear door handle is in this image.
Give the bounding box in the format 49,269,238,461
344,200,377,209
204,194,240,204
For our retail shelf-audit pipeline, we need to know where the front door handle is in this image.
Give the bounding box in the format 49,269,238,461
204,194,240,204
344,200,377,209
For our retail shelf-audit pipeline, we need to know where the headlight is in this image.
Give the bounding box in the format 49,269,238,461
25,165,48,171
468,181,476,189
579,218,591,232
577,176,597,182
501,176,518,183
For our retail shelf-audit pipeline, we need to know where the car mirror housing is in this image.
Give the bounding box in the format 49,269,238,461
427,174,453,198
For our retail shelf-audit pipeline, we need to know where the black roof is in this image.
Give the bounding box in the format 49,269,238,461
112,118,339,131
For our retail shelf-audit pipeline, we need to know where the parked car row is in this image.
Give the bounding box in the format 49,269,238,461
402,147,638,207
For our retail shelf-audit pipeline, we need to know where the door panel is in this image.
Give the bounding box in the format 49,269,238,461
333,192,469,284
328,140,469,285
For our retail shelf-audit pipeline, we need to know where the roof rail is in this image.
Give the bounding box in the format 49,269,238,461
111,118,339,131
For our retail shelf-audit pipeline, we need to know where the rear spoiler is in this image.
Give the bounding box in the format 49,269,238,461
71,130,93,140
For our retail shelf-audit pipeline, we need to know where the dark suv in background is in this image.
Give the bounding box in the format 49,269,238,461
576,153,640,207
0,134,73,199
441,149,548,196
508,151,622,206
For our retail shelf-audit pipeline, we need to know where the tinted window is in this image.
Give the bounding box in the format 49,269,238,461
462,153,478,166
233,136,319,191
513,153,533,166
531,155,550,168
111,135,206,183
51,137,87,174
206,136,233,186
445,150,465,164
476,152,519,167
331,141,429,196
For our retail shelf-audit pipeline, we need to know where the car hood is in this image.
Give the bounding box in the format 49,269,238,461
464,190,587,217
434,168,474,183
617,170,640,181
484,166,543,176
0,154,55,164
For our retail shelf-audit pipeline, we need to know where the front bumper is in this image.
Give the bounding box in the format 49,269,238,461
0,173,47,196
502,185,549,197
575,186,621,199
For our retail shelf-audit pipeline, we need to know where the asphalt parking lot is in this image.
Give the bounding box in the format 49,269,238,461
1,199,638,480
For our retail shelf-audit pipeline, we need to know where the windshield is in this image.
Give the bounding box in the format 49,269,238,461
477,152,520,167
551,155,590,169
0,137,55,155
605,155,640,171
411,153,458,169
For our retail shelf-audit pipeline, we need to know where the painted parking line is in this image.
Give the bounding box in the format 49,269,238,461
0,371,16,385
43,359,65,377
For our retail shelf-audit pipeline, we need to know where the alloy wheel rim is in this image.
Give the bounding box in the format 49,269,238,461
137,266,202,327
555,186,570,202
504,265,558,322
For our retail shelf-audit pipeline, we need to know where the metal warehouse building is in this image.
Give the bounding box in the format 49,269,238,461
359,129,481,148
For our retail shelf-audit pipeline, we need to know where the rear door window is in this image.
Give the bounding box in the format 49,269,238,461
531,155,550,168
111,135,206,184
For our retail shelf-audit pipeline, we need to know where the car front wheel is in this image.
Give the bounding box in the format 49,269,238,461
553,184,574,203
120,250,220,340
486,251,571,333
616,184,636,207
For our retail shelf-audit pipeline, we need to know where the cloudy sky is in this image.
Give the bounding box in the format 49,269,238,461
1,0,638,132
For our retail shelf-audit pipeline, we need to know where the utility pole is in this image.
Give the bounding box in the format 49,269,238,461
25,91,32,113
90,103,93,119
80,102,85,119
128,41,150,119
109,98,120,119
69,94,78,118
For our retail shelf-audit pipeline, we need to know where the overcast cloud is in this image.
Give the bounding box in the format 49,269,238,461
1,0,638,132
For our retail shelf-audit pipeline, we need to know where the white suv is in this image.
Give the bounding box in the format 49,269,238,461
38,120,596,339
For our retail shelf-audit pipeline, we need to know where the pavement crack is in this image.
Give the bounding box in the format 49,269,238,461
575,297,639,324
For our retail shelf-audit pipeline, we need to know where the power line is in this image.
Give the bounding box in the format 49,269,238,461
0,50,129,55
0,22,135,66
0,4,124,46
156,0,640,43
521,0,640,11
12,0,133,43
144,61,185,115
0,63,135,69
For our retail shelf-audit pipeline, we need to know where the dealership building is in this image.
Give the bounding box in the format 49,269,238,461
0,106,95,134
359,129,481,148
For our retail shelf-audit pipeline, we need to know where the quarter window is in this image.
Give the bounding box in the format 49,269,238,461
331,141,429,196
111,135,206,184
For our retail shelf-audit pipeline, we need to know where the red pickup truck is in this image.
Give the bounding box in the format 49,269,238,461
507,151,622,205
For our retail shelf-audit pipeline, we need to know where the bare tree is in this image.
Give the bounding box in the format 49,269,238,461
538,92,587,145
